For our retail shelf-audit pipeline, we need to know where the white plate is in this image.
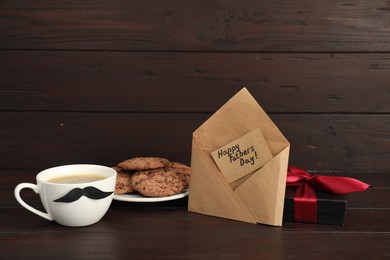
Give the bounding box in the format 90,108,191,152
113,189,189,202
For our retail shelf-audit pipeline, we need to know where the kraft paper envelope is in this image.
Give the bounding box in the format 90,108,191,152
188,88,290,226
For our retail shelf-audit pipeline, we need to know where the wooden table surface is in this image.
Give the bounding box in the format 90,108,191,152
1,1,389,259
2,170,389,259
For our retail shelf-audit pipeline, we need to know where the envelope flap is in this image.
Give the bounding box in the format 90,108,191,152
234,145,290,226
194,88,288,156
188,136,257,224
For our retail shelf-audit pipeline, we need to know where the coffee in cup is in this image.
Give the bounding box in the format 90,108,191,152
14,164,117,227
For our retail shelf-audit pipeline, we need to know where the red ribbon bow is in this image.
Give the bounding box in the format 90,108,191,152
286,166,370,223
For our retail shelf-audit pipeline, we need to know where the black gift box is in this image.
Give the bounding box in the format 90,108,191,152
283,186,347,225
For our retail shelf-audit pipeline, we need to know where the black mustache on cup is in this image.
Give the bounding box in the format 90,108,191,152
53,187,113,203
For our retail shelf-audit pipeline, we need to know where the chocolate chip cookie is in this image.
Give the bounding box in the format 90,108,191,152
113,166,135,195
117,157,169,171
131,168,186,197
115,172,135,195
166,161,191,188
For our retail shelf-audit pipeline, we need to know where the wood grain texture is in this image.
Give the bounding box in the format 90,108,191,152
1,1,389,259
1,1,389,173
1,112,389,172
0,207,389,259
3,171,390,259
1,51,389,113
1,0,390,51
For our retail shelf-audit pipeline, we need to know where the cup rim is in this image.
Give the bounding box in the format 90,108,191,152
37,164,117,185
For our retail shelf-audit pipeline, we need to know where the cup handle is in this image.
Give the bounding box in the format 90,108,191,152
14,183,53,221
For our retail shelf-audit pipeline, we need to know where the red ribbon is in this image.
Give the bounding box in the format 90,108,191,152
286,166,370,223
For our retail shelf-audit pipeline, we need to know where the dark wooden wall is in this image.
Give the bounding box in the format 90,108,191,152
1,0,389,173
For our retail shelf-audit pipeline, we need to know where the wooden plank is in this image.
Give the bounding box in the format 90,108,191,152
0,208,389,259
2,206,390,234
0,232,388,259
1,51,389,113
278,114,390,173
1,0,390,51
0,112,389,172
0,112,201,169
347,189,390,209
3,207,390,233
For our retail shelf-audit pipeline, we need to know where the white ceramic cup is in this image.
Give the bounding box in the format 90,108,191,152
14,164,117,227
